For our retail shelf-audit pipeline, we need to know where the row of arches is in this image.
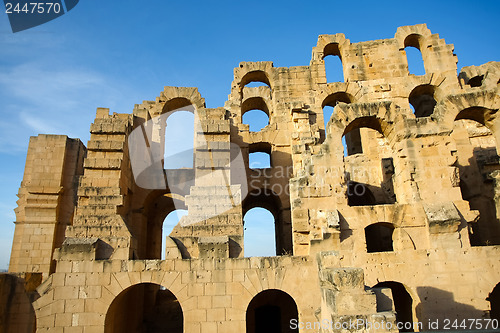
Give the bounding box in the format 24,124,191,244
321,33,489,85
322,34,426,84
154,187,285,260
160,98,273,171
322,84,439,137
161,206,278,259
105,286,299,333
105,281,500,332
337,107,500,245
237,70,272,132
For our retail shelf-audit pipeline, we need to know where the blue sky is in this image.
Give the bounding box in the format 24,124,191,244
0,0,499,269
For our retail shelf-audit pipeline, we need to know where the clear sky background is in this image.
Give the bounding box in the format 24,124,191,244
0,0,499,269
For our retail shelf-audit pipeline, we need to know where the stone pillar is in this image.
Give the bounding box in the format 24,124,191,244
10,135,85,278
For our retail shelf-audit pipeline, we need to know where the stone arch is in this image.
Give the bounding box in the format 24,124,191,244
451,111,500,246
160,87,205,109
322,91,354,109
372,281,415,331
244,207,276,257
162,97,195,115
409,84,437,117
341,115,390,138
322,42,342,60
230,62,274,101
246,289,299,333
395,25,433,77
325,101,395,140
241,97,271,132
404,33,425,50
332,113,396,205
243,188,290,255
240,70,272,89
394,24,432,51
317,84,361,140
459,62,500,89
104,281,184,333
141,190,187,259
365,222,395,253
403,34,426,76
436,90,500,134
242,96,270,117
249,142,272,169
324,104,395,155
322,42,344,83
134,86,206,120
311,33,349,62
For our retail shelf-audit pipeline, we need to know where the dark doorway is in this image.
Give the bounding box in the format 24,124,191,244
105,283,183,333
365,223,395,253
246,289,298,333
373,281,413,332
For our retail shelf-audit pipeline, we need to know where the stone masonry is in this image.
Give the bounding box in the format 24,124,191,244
1,24,500,332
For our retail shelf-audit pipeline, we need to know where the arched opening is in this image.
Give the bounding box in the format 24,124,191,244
365,222,395,252
324,55,344,82
322,105,335,131
488,283,500,320
242,97,270,132
245,81,269,88
142,192,187,259
343,128,363,156
322,92,353,136
249,152,271,169
162,97,195,114
404,34,425,76
246,289,298,333
409,84,437,117
243,110,270,132
244,207,276,257
468,75,484,87
164,111,194,169
372,281,413,332
342,117,396,205
105,283,183,333
323,92,353,108
323,43,344,82
452,111,500,246
243,188,290,255
249,142,272,169
405,47,425,75
240,70,271,90
161,209,188,260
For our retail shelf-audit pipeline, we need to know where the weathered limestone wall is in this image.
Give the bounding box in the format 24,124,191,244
9,135,85,278
33,256,320,332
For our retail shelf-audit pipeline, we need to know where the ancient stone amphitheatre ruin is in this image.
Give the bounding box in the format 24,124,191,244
1,24,500,332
